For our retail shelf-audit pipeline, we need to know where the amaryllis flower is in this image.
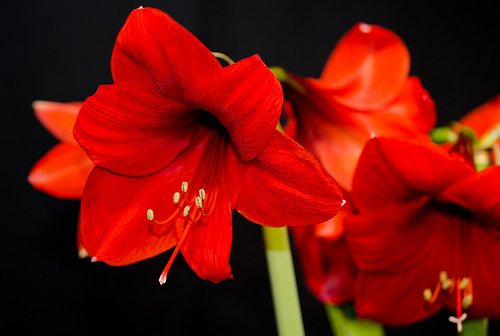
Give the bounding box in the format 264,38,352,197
345,136,500,330
281,23,435,305
277,22,436,191
28,100,94,199
73,7,342,283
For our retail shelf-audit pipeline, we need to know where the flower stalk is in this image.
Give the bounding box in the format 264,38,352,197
263,225,305,336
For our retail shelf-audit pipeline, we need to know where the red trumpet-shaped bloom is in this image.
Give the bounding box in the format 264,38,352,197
283,23,435,304
29,101,94,199
74,7,342,283
280,22,436,192
345,137,500,328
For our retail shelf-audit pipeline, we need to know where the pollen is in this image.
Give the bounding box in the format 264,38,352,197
181,181,188,193
199,189,206,200
195,196,203,209
183,206,191,217
173,192,180,204
423,288,432,301
439,271,448,282
459,277,470,290
147,209,154,221
441,278,453,290
462,294,473,309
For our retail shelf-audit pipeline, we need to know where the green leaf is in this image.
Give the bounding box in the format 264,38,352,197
325,303,385,336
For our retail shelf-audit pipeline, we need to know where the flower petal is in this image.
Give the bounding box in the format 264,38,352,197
111,7,220,100
184,55,283,161
28,143,93,199
352,138,475,212
236,130,342,227
292,227,355,304
459,94,500,137
179,192,233,283
74,84,197,176
439,165,500,224
79,167,178,265
33,100,82,145
320,23,410,110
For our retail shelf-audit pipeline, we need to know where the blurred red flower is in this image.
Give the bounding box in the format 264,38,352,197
346,137,500,329
28,101,94,199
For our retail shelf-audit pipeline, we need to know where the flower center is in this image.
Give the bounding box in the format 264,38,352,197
146,181,213,284
423,270,473,332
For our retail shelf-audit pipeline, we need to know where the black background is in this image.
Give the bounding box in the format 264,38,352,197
2,1,500,335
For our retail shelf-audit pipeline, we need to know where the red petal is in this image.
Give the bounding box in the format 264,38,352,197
352,138,475,212
236,130,343,227
354,265,442,325
28,143,93,199
184,54,282,161
179,189,233,282
439,165,500,223
33,100,82,145
320,23,410,110
79,167,178,265
74,84,196,176
111,7,220,100
292,227,355,304
459,94,500,137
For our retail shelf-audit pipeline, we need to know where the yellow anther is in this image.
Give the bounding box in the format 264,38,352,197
439,271,448,282
173,192,180,204
147,209,154,221
462,293,473,309
199,189,206,200
195,196,203,209
441,278,453,290
423,288,432,301
460,277,470,290
183,206,191,217
181,182,188,193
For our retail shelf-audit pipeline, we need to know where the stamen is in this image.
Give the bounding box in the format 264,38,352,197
181,182,188,193
183,206,191,217
462,294,473,309
459,277,470,290
211,52,235,65
195,196,203,209
173,192,180,204
147,209,154,221
441,278,454,291
423,288,432,301
439,271,448,282
199,189,206,200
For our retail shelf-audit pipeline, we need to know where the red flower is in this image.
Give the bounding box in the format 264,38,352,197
73,7,342,283
28,101,94,199
280,22,436,191
281,23,435,305
345,137,500,329
459,94,500,139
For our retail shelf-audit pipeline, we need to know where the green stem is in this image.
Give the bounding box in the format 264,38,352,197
262,226,305,336
325,303,385,336
461,318,488,336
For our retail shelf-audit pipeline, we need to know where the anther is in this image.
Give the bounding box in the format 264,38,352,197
442,278,453,291
462,294,473,309
199,189,206,200
195,196,203,209
423,288,432,301
183,206,191,217
460,277,470,290
173,192,180,204
181,182,188,193
147,209,154,221
439,271,448,282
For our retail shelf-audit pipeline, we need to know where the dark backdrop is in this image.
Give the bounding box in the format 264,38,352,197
2,1,499,335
